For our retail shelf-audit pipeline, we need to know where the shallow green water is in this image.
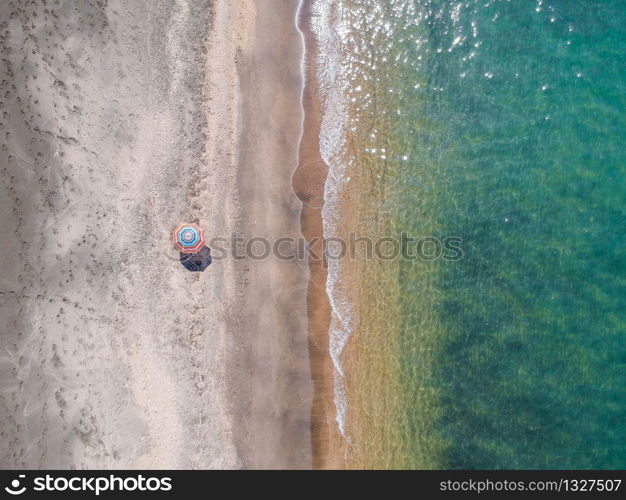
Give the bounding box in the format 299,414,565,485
319,0,626,468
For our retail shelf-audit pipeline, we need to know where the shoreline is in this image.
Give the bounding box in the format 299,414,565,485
225,0,313,469
294,0,347,469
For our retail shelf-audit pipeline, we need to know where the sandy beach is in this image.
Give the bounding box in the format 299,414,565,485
226,0,312,468
0,0,311,469
5,0,619,474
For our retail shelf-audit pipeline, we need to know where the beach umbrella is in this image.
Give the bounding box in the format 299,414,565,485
180,245,212,272
172,222,206,254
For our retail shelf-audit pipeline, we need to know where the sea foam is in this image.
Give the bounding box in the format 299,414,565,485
310,0,354,439
310,0,405,442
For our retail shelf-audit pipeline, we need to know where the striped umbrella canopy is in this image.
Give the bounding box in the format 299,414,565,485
172,222,206,254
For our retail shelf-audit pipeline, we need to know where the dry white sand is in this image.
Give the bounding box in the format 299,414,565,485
0,0,311,469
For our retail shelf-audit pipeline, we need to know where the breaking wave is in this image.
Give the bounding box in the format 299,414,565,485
310,0,354,439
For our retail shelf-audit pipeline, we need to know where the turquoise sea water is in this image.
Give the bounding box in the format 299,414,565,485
409,0,626,468
315,0,626,468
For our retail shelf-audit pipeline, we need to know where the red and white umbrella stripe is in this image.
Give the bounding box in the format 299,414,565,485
172,222,206,254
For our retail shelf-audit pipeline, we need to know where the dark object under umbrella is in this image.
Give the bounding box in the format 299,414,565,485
180,245,212,272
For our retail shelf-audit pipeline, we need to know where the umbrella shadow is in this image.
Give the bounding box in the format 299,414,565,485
179,246,212,272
